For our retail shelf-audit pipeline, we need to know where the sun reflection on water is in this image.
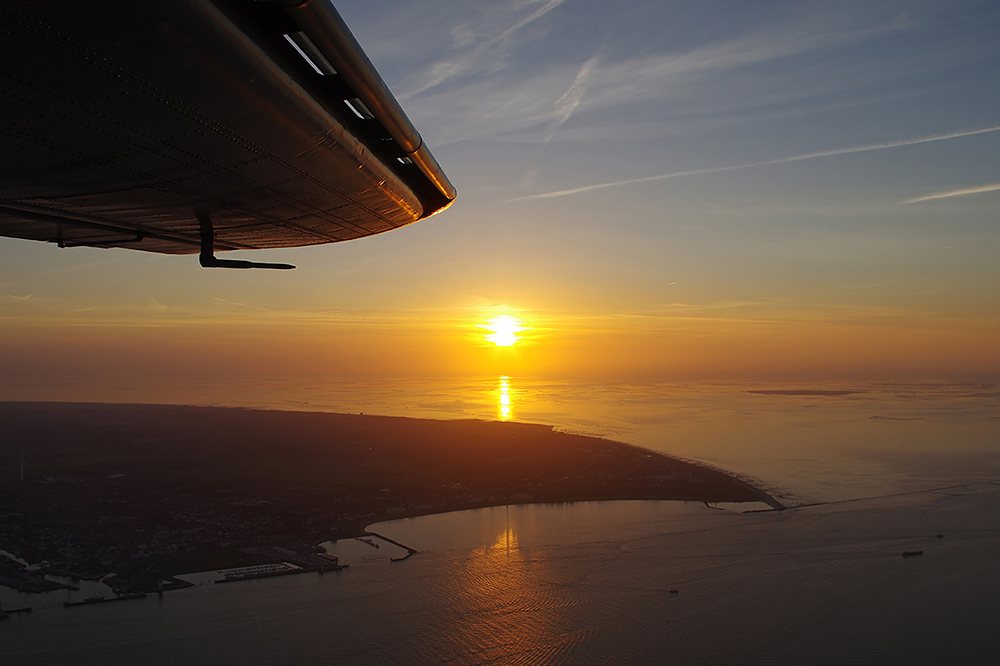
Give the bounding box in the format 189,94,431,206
494,526,517,554
444,511,560,656
499,376,512,420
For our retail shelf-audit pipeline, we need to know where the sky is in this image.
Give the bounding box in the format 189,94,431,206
2,0,999,386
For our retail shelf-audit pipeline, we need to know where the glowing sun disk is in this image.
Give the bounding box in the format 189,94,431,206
479,315,527,347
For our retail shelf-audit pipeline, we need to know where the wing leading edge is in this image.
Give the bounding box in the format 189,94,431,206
0,0,455,263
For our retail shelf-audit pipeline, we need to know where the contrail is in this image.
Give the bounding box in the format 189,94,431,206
546,53,600,142
510,124,1000,202
402,0,568,100
520,51,601,189
902,182,1000,204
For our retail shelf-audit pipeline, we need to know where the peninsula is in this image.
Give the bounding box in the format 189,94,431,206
0,402,780,592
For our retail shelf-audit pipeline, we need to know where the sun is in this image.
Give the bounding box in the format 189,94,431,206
479,315,527,347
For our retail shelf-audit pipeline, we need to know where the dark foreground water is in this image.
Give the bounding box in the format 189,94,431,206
3,381,1000,664
5,489,1000,665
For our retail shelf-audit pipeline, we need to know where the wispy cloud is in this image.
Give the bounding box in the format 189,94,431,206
511,125,1000,201
212,297,269,311
521,51,601,188
547,53,600,140
403,9,919,149
902,182,1000,204
399,0,569,101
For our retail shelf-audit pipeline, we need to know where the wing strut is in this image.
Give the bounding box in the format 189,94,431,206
198,212,295,270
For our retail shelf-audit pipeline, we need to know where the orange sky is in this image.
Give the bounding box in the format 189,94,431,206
2,287,997,384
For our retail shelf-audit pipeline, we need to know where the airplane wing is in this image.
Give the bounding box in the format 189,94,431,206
0,0,455,268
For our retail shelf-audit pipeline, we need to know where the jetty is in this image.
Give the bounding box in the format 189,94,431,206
64,592,147,608
366,531,418,562
0,603,32,620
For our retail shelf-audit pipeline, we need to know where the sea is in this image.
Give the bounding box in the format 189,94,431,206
3,378,1000,664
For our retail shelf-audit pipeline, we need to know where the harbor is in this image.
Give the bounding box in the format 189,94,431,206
216,551,347,584
366,531,419,562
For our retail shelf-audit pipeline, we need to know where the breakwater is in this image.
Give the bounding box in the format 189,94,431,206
366,531,418,562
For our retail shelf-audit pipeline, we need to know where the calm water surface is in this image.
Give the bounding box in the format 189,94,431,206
5,493,1000,665
3,379,1000,664
5,377,998,501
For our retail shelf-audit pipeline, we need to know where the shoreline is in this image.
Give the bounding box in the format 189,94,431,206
354,490,784,536
1,401,783,595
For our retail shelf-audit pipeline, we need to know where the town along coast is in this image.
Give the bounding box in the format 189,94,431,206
0,402,781,593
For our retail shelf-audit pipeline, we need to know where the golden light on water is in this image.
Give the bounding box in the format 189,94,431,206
448,512,553,656
479,315,527,347
493,526,518,553
499,376,512,420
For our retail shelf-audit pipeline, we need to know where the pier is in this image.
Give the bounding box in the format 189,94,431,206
366,531,418,562
63,593,147,608
0,603,32,620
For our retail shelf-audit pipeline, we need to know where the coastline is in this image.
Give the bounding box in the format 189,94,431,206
0,401,782,594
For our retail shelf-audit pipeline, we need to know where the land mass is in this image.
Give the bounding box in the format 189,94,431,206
747,389,861,396
0,402,781,593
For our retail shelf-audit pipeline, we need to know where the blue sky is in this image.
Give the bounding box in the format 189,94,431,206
337,0,1000,319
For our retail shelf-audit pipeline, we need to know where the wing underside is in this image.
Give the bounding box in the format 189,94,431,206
0,0,455,256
